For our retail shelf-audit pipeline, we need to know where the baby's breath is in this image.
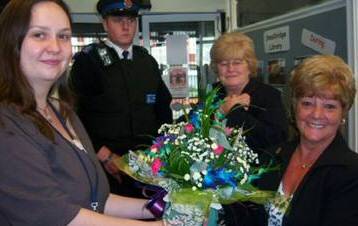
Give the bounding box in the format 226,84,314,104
131,89,264,190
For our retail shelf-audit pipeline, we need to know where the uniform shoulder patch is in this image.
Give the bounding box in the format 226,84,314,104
82,43,98,54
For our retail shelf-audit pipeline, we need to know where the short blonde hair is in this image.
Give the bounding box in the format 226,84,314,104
290,55,356,114
210,31,258,77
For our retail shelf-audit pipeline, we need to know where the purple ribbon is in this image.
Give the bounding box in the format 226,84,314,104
145,188,167,218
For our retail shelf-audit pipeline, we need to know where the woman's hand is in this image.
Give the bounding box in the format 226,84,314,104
97,146,123,183
221,93,251,114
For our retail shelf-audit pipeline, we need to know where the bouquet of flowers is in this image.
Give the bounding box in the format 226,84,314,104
114,89,277,226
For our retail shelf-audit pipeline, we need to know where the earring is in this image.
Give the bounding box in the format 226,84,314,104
341,118,346,124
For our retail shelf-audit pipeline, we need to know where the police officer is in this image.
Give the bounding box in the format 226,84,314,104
70,0,173,197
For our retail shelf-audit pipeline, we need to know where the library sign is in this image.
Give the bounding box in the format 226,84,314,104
264,26,290,53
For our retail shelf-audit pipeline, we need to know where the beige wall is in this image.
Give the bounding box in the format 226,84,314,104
65,0,226,13
64,0,97,13
150,0,226,13
65,0,238,31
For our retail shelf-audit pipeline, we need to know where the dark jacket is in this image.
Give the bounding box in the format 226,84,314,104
277,133,358,226
215,79,288,225
232,133,358,226
70,43,172,154
214,79,288,153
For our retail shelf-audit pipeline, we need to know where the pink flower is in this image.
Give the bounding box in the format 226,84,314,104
213,145,225,155
150,144,160,153
225,127,233,136
184,123,195,133
151,158,162,175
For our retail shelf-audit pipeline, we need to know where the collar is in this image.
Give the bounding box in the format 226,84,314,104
214,78,257,99
278,133,352,171
105,39,133,60
313,133,353,167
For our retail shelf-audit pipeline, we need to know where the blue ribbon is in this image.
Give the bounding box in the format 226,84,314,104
203,168,237,189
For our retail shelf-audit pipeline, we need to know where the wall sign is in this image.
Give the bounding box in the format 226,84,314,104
264,26,290,53
301,28,336,54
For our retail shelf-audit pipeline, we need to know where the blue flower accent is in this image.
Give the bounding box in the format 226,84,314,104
203,168,237,189
190,111,201,129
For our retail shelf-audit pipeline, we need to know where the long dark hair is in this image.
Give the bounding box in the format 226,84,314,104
0,0,73,140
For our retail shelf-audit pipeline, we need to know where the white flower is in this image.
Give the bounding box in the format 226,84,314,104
210,153,215,159
211,143,218,150
192,172,201,181
184,174,191,181
240,167,244,173
236,156,245,164
240,174,248,185
199,152,208,159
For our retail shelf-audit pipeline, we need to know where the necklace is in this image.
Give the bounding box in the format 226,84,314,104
294,147,319,170
300,163,312,169
296,156,315,169
37,105,53,123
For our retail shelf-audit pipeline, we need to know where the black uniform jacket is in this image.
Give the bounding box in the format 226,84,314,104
240,133,358,226
70,43,172,154
214,79,288,153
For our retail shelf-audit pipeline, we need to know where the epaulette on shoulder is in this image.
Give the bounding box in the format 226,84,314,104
73,43,100,60
82,43,98,54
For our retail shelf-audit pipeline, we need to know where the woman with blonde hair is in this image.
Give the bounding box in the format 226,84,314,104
210,31,288,158
211,31,289,225
232,55,358,226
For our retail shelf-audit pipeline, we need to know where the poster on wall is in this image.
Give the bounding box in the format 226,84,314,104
268,58,286,84
168,66,189,98
294,55,311,67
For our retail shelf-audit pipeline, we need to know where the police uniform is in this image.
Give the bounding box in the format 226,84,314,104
69,0,172,197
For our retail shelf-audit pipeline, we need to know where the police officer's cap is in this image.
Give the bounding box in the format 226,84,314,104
97,0,139,18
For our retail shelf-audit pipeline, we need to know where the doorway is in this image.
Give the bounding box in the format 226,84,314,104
141,13,223,119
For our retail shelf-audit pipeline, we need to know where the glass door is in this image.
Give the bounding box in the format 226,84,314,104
141,13,222,119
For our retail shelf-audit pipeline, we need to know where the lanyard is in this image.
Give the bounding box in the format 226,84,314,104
49,102,100,212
